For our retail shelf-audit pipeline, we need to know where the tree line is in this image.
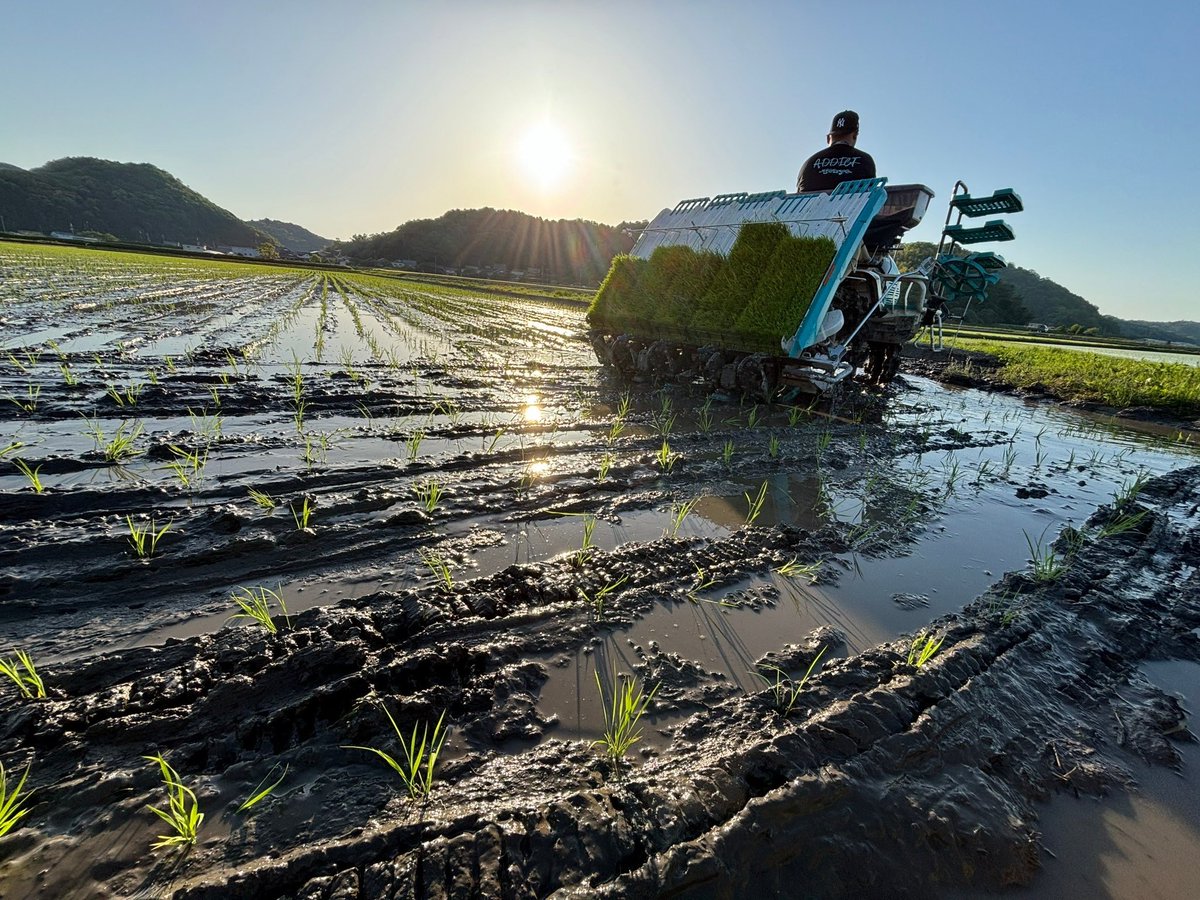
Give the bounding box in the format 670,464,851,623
334,208,639,285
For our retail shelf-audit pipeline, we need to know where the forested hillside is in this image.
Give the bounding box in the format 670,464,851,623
998,265,1113,333
0,157,269,247
895,241,1120,333
335,208,638,285
249,219,330,253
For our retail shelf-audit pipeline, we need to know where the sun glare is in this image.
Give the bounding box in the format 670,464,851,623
516,122,572,189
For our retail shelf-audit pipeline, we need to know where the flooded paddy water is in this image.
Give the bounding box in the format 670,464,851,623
2,243,1200,898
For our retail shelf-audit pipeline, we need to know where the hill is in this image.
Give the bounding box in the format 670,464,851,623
1113,319,1200,347
248,218,330,253
997,265,1114,333
336,208,638,285
896,241,1120,334
0,157,269,247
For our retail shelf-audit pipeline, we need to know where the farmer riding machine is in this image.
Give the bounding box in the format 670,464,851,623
587,177,1023,399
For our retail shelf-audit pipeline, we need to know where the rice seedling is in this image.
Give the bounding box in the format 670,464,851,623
906,631,945,668
237,764,289,814
694,396,715,433
581,575,628,619
616,390,631,420
243,488,275,510
127,516,171,559
60,364,79,386
344,705,448,801
5,351,28,374
0,649,45,700
0,440,23,460
775,557,822,582
405,429,425,462
767,435,780,459
754,646,827,716
687,564,717,602
187,409,224,443
721,439,735,468
12,458,45,493
942,457,963,497
1024,529,1067,582
433,398,463,427
105,381,142,408
291,496,315,531
816,429,832,455
228,585,290,634
593,669,657,763
787,404,807,427
0,761,34,839
655,440,678,473
746,405,762,429
744,481,769,525
162,444,208,490
652,394,675,438
1001,444,1018,475
597,451,614,482
1114,471,1150,508
973,458,993,486
485,424,507,453
1095,508,1148,539
104,419,144,463
606,417,626,445
143,753,203,850
578,513,598,564
414,477,444,513
847,520,881,549
419,548,453,590
668,497,700,537
6,384,40,413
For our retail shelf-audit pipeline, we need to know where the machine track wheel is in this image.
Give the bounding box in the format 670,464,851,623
697,346,728,387
609,335,639,376
645,340,685,380
863,341,901,386
735,353,778,401
589,332,614,366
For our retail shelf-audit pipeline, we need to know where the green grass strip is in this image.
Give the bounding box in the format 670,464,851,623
946,338,1200,415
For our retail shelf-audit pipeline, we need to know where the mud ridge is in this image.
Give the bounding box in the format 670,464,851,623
1,466,1198,898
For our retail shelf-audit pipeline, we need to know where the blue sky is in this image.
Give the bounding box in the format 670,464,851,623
3,1,1198,322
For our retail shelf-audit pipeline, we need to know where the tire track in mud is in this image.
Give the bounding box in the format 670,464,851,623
1,468,1198,898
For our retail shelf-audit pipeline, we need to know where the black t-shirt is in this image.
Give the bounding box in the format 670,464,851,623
796,142,876,193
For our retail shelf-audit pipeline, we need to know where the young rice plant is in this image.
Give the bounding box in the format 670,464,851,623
343,705,448,801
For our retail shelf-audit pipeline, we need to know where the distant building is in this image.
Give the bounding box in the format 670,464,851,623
217,245,262,258
50,231,100,244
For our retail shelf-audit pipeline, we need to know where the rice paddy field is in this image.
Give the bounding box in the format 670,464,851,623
2,240,1200,898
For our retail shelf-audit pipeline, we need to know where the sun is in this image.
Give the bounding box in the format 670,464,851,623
516,122,572,189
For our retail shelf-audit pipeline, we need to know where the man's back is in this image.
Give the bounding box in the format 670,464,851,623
796,142,876,194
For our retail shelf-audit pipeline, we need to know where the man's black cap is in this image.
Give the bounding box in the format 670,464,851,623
830,110,860,134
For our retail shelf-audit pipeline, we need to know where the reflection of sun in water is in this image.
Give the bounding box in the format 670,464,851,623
516,122,571,190
528,461,551,476
523,394,543,422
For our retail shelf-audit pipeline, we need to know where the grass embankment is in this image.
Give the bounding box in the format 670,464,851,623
953,323,1200,357
948,337,1200,417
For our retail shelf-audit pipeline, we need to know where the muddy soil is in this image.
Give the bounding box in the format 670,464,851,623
3,246,1200,898
1,467,1197,899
